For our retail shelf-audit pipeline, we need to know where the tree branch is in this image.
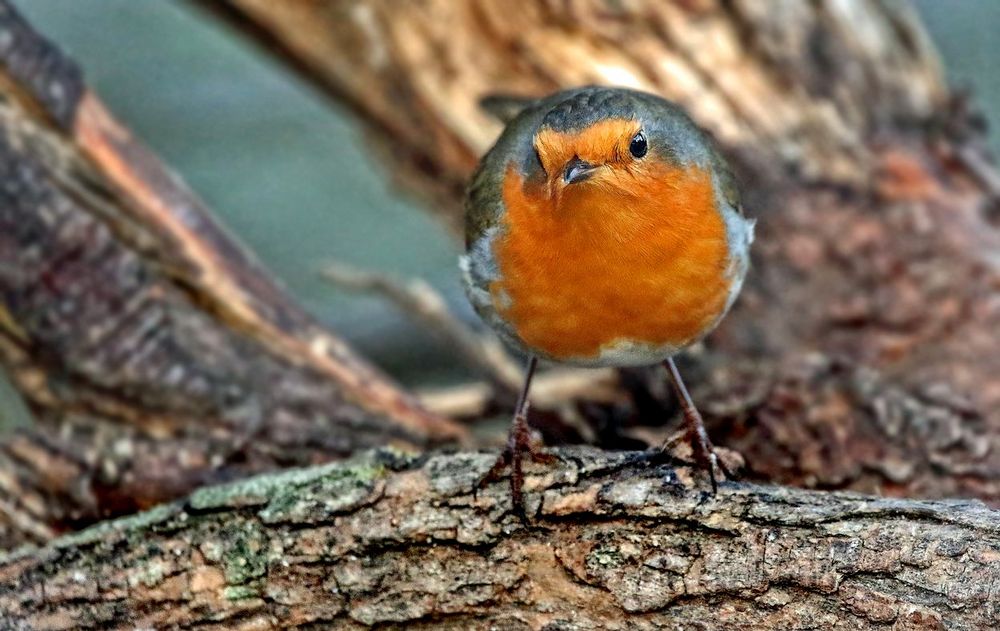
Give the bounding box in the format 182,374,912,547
321,260,524,396
199,0,946,230
1,449,997,629
0,0,464,549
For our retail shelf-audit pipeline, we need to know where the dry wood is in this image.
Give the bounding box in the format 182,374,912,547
321,260,524,395
0,2,995,628
698,354,999,501
0,1,464,550
205,0,1000,500
1,448,997,630
202,0,946,231
417,365,621,420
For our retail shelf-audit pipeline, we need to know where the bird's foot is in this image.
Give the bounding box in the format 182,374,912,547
659,425,739,495
660,358,739,495
475,414,555,517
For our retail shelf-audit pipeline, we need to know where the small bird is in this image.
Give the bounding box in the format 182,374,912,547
461,86,754,510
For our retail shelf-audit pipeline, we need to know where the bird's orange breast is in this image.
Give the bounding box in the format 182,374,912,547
490,160,731,362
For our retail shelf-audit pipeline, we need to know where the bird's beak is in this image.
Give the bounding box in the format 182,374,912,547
563,156,596,185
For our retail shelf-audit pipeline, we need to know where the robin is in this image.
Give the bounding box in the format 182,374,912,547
461,86,754,511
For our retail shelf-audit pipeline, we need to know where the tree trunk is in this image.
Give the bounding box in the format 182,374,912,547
1,449,997,630
202,0,1000,500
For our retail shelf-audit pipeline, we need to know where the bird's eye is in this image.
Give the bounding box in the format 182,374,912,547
629,131,648,158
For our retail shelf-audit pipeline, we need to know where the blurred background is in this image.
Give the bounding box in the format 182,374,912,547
1,0,999,427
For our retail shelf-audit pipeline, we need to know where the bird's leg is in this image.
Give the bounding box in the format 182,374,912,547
662,357,727,494
476,356,555,514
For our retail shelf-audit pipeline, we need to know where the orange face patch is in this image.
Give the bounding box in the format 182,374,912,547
534,118,642,183
490,132,732,362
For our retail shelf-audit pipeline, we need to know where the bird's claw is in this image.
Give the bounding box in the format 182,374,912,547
474,414,553,516
653,429,733,496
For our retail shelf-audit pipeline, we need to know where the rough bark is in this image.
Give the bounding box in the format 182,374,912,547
204,0,1000,501
1,448,998,630
0,1,464,550
696,354,997,501
0,2,996,627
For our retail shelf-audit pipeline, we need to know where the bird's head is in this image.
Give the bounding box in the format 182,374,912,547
520,88,717,213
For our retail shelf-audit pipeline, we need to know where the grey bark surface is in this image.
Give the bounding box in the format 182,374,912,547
1,448,997,630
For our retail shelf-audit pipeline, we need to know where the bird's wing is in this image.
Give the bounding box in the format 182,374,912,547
478,94,540,124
